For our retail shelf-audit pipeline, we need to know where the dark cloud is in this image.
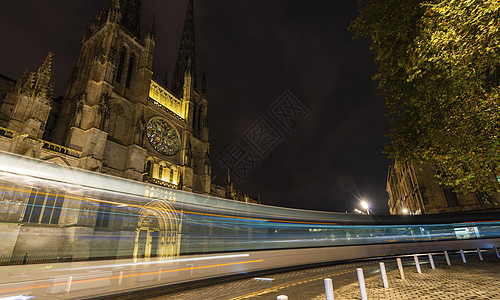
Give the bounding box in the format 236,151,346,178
0,0,391,214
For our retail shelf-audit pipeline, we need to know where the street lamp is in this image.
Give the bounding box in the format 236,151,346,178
402,208,409,215
360,200,370,215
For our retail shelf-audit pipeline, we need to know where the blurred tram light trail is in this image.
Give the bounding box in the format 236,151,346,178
1,151,500,299
58,253,251,271
0,259,264,294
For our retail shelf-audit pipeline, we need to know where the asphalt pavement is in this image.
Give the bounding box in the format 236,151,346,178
145,250,500,300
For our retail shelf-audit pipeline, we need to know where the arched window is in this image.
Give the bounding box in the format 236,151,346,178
108,103,129,143
115,47,127,83
23,188,64,225
126,53,135,89
145,160,153,176
158,165,164,180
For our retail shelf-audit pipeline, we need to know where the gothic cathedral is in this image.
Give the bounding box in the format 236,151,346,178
1,0,215,195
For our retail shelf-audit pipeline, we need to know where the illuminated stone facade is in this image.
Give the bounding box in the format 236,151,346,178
0,0,257,202
0,0,258,262
387,161,499,215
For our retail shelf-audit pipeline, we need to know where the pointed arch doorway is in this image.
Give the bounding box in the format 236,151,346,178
133,200,181,260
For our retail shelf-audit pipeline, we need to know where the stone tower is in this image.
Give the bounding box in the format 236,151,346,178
48,0,153,175
0,53,54,139
46,0,211,193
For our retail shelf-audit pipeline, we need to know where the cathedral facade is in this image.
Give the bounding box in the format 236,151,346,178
0,0,258,201
1,0,211,195
0,0,257,262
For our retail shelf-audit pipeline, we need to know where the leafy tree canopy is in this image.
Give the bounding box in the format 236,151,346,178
350,0,500,194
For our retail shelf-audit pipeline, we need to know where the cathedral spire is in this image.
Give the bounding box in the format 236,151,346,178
34,52,53,98
120,0,142,37
146,12,156,40
14,68,30,94
87,0,120,37
14,53,53,99
87,0,141,39
171,0,197,96
36,53,53,85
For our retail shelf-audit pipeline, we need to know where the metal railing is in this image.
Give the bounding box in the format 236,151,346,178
0,126,15,139
143,175,179,189
41,140,81,158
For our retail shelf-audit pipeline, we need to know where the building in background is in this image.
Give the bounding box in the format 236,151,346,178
387,161,499,215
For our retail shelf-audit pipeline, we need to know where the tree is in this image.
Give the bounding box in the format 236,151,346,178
350,0,500,195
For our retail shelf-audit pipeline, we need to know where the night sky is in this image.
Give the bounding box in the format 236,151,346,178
0,1,391,214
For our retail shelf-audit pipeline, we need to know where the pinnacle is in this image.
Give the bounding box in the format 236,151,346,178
88,0,141,39
33,52,54,98
112,0,121,10
38,52,53,75
147,12,156,38
171,0,198,94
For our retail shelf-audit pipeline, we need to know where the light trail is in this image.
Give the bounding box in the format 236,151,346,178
0,183,341,226
59,253,251,271
0,259,264,294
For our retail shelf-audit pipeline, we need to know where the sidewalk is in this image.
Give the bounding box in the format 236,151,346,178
313,257,500,300
147,254,500,300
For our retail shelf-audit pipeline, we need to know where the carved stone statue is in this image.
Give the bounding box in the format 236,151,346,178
95,93,110,130
108,46,118,65
74,99,84,128
204,150,210,174
103,106,110,131
134,112,145,145
73,93,87,128
185,138,192,167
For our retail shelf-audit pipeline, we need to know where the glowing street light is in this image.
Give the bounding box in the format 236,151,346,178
360,200,370,215
402,208,409,215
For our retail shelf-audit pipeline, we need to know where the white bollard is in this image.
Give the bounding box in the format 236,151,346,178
414,255,422,274
379,262,389,288
158,268,162,281
494,246,500,259
324,278,334,300
277,295,288,300
396,257,405,280
357,268,368,300
118,271,123,285
66,276,73,293
460,249,467,263
477,248,483,261
428,253,435,269
444,251,451,266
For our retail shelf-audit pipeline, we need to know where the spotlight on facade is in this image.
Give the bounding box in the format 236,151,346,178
402,208,408,215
